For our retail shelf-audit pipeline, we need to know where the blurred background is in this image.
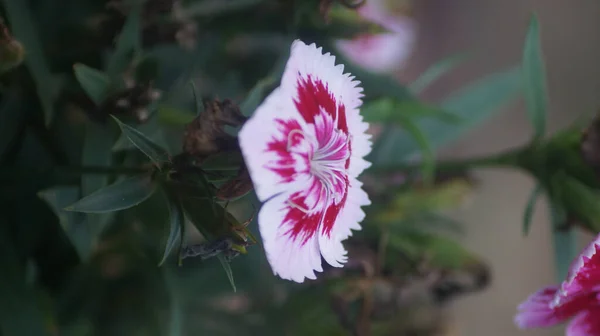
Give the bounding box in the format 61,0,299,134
402,1,600,335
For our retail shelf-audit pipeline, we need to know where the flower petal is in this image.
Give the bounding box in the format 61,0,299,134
238,87,311,202
258,184,326,283
555,233,600,306
281,40,372,178
514,286,588,329
566,308,600,336
318,178,371,268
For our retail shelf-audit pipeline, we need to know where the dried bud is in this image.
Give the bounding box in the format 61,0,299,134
0,18,24,74
182,98,247,160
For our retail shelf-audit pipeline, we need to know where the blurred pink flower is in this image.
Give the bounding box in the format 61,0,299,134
238,40,372,283
515,233,600,335
334,0,416,74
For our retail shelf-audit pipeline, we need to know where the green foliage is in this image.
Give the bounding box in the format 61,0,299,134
522,14,548,141
73,64,111,105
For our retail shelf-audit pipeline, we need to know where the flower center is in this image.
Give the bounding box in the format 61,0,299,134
286,128,350,213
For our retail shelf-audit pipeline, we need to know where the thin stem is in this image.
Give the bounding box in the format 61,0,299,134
367,146,529,175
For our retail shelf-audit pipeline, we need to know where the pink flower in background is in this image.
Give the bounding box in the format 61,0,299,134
238,40,372,283
515,233,600,335
335,0,416,74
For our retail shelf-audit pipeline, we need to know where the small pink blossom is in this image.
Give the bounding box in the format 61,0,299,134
238,40,372,283
334,0,416,74
515,233,600,335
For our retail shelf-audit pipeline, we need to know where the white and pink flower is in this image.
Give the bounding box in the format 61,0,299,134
334,0,416,74
238,40,372,283
515,233,600,334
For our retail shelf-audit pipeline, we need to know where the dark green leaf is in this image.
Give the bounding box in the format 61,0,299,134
217,254,236,292
160,198,185,266
38,187,93,259
0,220,50,336
183,0,264,18
240,77,277,117
82,122,114,196
201,151,244,171
111,115,170,166
2,0,61,126
409,53,467,94
522,14,548,140
65,175,157,214
372,67,521,164
73,64,111,105
106,2,141,77
0,92,24,159
523,183,543,236
112,120,170,154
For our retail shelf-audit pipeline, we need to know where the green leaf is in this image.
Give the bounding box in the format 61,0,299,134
38,187,93,259
372,67,521,164
549,204,577,282
183,0,264,18
201,151,244,171
217,254,236,292
0,92,24,159
111,115,170,166
160,198,185,266
522,14,548,140
112,120,170,154
395,115,435,185
73,64,111,105
157,105,195,126
409,53,467,94
2,0,62,126
523,183,543,236
240,77,277,117
0,225,50,336
65,175,157,214
106,1,141,77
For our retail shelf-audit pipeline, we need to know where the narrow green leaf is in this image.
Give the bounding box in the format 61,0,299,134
371,67,521,164
157,105,195,126
106,1,141,77
2,0,61,126
523,184,543,236
362,99,460,125
183,0,264,18
111,115,170,166
409,53,467,94
0,92,24,159
112,120,170,153
201,151,244,171
0,227,50,336
164,266,184,336
549,204,577,282
217,254,236,292
65,175,156,213
160,198,185,266
73,64,111,105
522,14,548,140
38,187,93,259
240,77,277,116
396,115,435,185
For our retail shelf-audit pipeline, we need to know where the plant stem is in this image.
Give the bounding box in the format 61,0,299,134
367,146,529,175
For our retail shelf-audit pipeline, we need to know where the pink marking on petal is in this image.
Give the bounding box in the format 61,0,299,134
321,177,349,237
515,286,593,329
264,119,310,183
295,75,348,134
